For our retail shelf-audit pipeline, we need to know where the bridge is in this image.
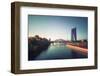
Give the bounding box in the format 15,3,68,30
50,39,67,45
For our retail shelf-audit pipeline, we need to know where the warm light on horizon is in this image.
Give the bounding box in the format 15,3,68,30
29,34,68,41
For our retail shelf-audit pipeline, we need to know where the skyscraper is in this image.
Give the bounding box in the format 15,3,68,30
71,28,77,41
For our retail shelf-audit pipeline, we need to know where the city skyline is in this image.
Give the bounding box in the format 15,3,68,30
28,15,88,41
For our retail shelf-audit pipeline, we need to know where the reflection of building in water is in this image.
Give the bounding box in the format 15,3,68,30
71,28,77,41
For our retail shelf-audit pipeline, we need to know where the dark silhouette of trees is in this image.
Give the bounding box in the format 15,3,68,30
28,35,50,60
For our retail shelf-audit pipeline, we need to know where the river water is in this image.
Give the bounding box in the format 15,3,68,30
34,44,87,60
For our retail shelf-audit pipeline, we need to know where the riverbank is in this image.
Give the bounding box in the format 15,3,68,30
28,35,51,60
66,44,88,55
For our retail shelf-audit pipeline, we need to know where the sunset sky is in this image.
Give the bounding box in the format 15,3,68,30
28,15,88,41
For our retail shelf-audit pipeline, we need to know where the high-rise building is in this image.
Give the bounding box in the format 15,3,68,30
71,28,77,41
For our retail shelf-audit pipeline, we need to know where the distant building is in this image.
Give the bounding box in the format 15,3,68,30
71,28,77,41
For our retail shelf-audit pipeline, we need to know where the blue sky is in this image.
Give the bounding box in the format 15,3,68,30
28,15,88,41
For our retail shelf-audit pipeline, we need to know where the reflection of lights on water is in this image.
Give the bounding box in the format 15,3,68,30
67,45,87,54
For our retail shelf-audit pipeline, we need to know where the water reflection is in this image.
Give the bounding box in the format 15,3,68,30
34,44,87,60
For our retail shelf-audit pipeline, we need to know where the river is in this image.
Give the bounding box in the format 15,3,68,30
34,43,87,60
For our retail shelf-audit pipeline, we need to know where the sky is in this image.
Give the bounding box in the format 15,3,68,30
28,15,88,41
